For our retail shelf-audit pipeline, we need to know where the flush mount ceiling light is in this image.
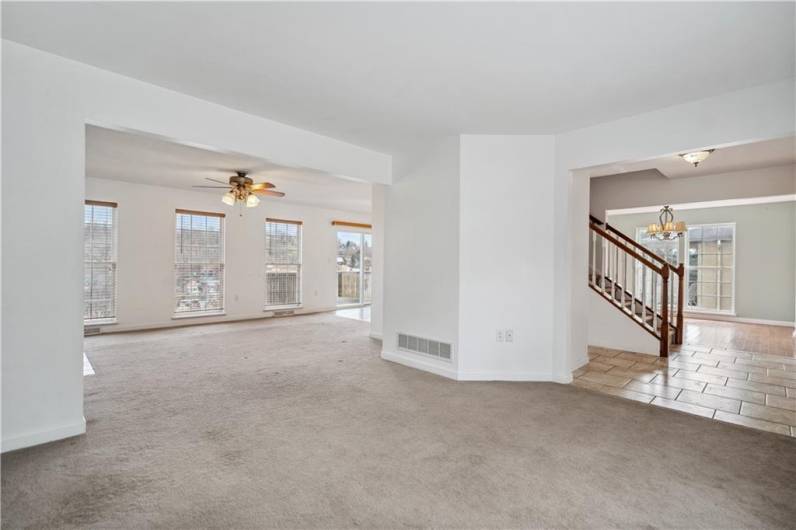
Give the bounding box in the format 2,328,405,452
679,149,715,167
193,171,284,209
647,205,686,241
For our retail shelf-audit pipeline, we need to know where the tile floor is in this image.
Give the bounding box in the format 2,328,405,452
573,344,796,437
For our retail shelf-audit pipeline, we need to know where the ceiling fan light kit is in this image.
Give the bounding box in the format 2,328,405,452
192,170,284,212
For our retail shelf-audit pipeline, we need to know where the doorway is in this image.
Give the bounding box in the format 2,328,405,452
336,230,372,306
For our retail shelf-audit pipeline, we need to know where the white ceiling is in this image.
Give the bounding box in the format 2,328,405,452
589,135,796,179
4,2,794,164
86,125,372,213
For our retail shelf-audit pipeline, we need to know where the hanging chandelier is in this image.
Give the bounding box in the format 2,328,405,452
647,205,686,240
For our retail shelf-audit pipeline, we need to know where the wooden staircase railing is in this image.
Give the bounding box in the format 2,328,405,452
589,215,684,357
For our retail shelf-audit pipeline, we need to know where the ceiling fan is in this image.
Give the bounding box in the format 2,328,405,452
193,171,285,208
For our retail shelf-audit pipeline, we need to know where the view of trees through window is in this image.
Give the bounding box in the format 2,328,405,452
336,231,372,305
84,202,117,321
174,212,224,314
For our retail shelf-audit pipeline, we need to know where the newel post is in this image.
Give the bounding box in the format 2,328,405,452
676,263,685,344
659,266,670,358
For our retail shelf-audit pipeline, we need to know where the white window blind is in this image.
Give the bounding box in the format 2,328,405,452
265,219,302,307
84,201,117,322
175,210,225,314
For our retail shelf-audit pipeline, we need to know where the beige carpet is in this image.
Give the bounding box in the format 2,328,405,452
2,313,795,528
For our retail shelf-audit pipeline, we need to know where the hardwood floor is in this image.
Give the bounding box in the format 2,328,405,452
680,318,795,358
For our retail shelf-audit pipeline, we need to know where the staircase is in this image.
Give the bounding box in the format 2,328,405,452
588,215,684,357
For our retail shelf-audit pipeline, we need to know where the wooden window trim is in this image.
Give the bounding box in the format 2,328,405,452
266,217,303,226
331,220,371,229
176,208,225,218
85,200,118,208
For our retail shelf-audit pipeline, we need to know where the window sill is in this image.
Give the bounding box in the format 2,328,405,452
84,318,117,326
172,311,226,320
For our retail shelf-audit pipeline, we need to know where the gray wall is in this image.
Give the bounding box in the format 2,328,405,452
591,164,795,221
607,201,796,323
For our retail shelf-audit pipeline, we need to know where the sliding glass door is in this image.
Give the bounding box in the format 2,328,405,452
336,231,372,306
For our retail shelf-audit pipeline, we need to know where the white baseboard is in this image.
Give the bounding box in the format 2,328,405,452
381,350,557,382
2,417,86,453
685,313,795,328
369,332,383,340
381,350,458,380
95,306,340,334
456,370,554,381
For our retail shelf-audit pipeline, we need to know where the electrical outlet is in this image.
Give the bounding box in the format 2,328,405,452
505,329,514,343
496,329,504,342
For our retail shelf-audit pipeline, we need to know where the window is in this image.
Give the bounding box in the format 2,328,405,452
265,218,302,307
84,200,117,322
687,223,735,313
635,222,735,314
174,210,225,315
336,230,372,306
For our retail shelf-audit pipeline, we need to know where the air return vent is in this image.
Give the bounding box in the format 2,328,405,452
84,325,102,337
398,333,453,361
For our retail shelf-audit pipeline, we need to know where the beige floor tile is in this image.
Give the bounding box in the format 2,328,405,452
666,359,702,372
735,358,787,371
572,378,604,391
683,353,720,367
579,371,632,388
765,394,796,412
696,365,750,381
673,370,727,386
682,344,712,353
651,396,715,418
767,369,796,381
711,348,754,360
625,380,683,400
605,367,658,384
703,384,765,405
755,353,796,366
616,352,658,364
713,411,791,436
788,387,796,398
597,385,654,404
740,402,796,427
649,374,707,392
718,360,766,375
698,351,741,363
572,366,587,378
749,373,796,389
677,389,741,414
593,355,636,369
584,360,613,373
726,378,787,397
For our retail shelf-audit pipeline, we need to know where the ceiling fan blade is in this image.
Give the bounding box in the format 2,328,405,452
253,189,285,197
250,182,276,190
205,177,231,185
192,185,231,189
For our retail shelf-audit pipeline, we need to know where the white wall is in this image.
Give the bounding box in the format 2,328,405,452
86,178,370,331
382,137,461,379
591,164,796,220
556,79,796,375
458,135,556,380
607,201,796,324
2,41,390,452
370,185,386,339
587,290,660,356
